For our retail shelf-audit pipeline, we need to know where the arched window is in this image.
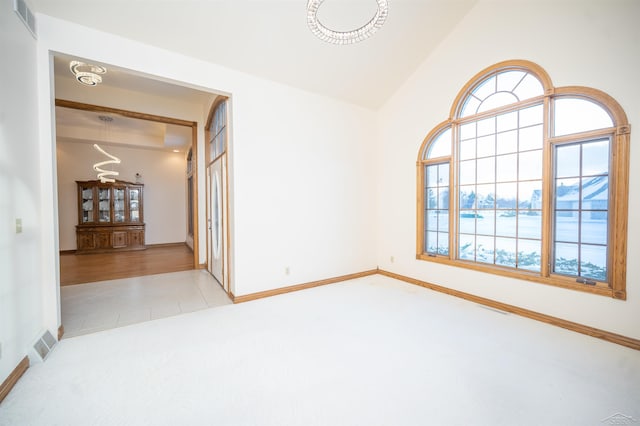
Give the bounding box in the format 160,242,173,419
417,60,630,299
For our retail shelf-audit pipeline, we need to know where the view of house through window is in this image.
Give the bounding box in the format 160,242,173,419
553,138,610,282
417,60,630,299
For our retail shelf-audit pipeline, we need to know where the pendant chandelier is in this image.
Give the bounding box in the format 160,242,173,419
93,143,120,183
307,0,389,45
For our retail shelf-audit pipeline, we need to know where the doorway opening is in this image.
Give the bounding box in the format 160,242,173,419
51,53,233,337
55,98,200,280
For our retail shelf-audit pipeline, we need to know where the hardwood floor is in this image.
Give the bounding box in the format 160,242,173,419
60,244,196,286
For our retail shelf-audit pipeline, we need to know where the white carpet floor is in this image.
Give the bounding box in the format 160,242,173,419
1,275,639,426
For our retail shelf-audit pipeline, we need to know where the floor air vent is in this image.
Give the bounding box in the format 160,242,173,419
13,0,37,39
32,330,57,361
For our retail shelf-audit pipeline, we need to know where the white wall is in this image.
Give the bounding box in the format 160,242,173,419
231,81,377,294
0,0,44,381
36,16,378,304
56,141,187,250
376,0,640,339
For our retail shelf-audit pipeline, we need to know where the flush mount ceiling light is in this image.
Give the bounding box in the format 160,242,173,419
307,0,389,45
69,60,107,86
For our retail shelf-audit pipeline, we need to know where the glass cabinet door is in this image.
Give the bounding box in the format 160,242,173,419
114,188,125,222
98,188,111,222
129,188,140,222
81,186,94,223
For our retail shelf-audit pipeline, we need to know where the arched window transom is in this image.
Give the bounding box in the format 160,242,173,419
459,69,544,117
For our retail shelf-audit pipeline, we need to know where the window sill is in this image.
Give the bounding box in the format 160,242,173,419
416,254,624,300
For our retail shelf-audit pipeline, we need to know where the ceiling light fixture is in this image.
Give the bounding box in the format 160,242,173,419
70,60,107,86
307,0,389,45
93,144,120,183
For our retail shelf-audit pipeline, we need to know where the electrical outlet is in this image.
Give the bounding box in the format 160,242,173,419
390,256,395,263
285,266,290,275
0,342,3,359
15,218,22,233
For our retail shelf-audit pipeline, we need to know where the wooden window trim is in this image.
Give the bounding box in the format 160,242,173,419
417,61,630,300
206,97,229,166
448,60,554,121
205,97,228,129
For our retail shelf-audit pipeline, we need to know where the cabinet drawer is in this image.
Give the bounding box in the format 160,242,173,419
95,232,111,249
112,231,127,248
77,232,96,251
128,230,144,248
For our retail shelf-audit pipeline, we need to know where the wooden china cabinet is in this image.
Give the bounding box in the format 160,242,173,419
76,180,146,253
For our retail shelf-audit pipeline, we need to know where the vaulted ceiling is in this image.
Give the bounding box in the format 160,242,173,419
30,0,478,109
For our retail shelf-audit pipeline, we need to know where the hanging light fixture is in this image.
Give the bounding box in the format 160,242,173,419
307,0,389,45
93,115,120,183
93,144,120,183
69,60,107,86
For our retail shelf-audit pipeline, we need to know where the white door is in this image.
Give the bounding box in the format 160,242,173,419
207,158,226,289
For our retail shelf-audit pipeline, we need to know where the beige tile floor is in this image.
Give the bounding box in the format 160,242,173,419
60,269,232,338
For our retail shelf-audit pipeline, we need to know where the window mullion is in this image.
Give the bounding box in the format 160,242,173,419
577,146,584,278
416,161,425,257
454,96,545,126
450,124,459,260
515,112,521,268
540,95,552,277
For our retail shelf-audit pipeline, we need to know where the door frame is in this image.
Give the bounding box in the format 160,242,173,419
205,97,232,294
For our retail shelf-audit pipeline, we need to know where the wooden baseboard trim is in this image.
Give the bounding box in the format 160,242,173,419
0,356,29,404
378,269,640,351
233,269,378,304
60,242,193,256
146,242,190,249
58,325,64,341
